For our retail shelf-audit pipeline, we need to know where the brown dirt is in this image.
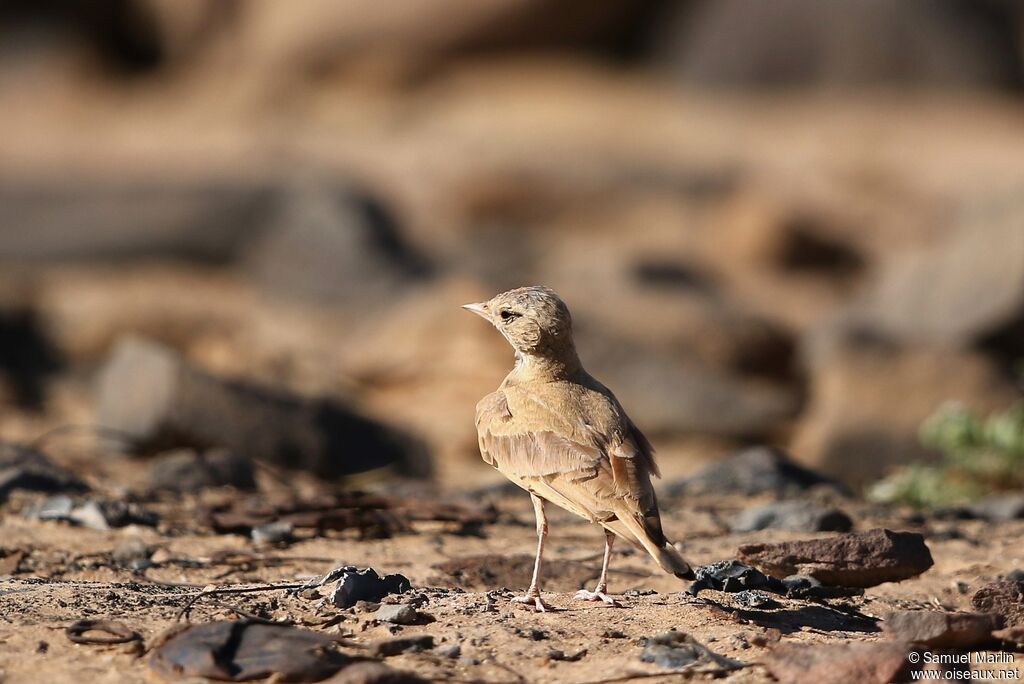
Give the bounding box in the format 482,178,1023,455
2,478,1023,683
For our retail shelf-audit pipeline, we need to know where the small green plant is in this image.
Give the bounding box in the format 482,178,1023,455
868,402,1024,508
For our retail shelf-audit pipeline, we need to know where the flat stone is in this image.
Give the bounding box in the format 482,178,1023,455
738,528,933,587
765,641,912,684
883,610,997,648
369,635,434,658
374,603,420,625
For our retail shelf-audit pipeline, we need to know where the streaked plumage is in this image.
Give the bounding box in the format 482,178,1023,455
465,286,692,611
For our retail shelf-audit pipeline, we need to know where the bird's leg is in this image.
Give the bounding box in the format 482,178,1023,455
511,493,555,612
575,529,620,606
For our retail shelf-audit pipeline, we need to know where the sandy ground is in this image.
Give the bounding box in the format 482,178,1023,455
2,473,1023,683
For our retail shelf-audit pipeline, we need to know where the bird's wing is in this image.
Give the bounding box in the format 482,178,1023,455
474,386,661,530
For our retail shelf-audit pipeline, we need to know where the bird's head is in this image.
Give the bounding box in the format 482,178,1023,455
463,286,575,359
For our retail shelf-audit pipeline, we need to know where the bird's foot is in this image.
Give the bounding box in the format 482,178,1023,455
574,589,619,607
510,593,555,612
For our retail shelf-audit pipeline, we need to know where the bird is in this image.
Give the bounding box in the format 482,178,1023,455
464,286,694,611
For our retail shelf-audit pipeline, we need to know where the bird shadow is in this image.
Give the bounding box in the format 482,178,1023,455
690,595,880,635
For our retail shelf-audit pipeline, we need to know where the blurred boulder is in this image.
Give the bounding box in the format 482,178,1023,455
96,336,430,478
0,181,271,264
243,180,433,306
764,642,913,684
667,446,846,497
586,339,800,439
791,344,1021,486
730,500,853,533
655,0,1020,89
147,448,257,493
972,579,1024,628
0,303,62,410
851,199,1024,354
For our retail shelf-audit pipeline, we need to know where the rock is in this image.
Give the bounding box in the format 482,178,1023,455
369,635,435,658
435,644,461,659
251,521,295,545
243,180,432,306
655,0,1018,89
147,448,256,493
639,631,743,670
323,661,428,683
853,200,1024,349
883,611,997,648
27,497,159,531
96,337,429,478
0,180,267,264
586,342,799,439
764,641,912,684
0,442,88,503
687,560,786,596
730,500,853,533
966,494,1024,522
111,539,152,567
791,345,1018,486
668,446,846,497
972,580,1024,628
780,574,863,599
732,590,780,610
374,603,420,626
0,305,62,410
738,528,933,587
297,566,412,609
148,621,349,682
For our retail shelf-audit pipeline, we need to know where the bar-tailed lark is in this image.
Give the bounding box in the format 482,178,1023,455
465,286,693,611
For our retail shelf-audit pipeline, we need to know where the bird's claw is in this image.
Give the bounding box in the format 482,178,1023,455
574,589,619,606
510,593,555,612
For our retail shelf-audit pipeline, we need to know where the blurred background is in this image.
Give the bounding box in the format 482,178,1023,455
1,0,1022,497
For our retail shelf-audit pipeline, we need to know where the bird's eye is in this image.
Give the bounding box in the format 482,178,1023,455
499,309,516,322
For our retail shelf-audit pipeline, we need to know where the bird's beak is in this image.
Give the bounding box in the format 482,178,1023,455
461,302,490,319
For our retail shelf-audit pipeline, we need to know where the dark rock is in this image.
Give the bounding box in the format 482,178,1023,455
687,560,786,596
730,500,853,533
148,620,349,682
883,610,997,648
780,574,863,599
547,648,587,662
369,635,435,658
374,603,421,626
738,528,934,587
972,580,1024,628
148,448,256,493
966,494,1024,522
0,442,88,503
764,641,912,684
732,590,780,610
668,446,846,497
300,566,412,610
96,337,429,478
639,631,743,670
0,306,62,410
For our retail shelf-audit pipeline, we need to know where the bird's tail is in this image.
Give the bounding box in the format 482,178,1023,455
604,515,695,581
